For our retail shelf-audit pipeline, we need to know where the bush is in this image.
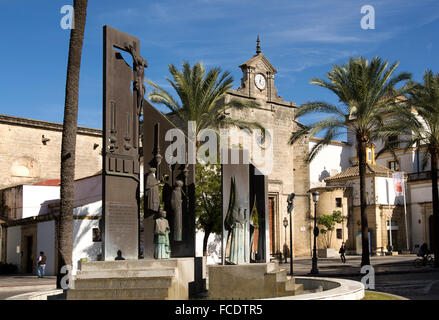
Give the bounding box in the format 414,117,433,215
0,262,18,274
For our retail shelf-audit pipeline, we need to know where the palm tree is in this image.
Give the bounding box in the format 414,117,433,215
147,62,264,256
58,0,88,288
146,62,264,141
289,57,411,266
380,70,439,267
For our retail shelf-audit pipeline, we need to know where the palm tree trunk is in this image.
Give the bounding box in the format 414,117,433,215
203,228,211,257
57,0,88,289
429,146,439,268
358,138,370,266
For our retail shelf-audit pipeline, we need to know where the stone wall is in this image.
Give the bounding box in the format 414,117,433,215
0,115,102,190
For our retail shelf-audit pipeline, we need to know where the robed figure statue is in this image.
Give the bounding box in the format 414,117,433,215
171,180,184,241
154,210,171,259
229,208,246,265
145,168,160,216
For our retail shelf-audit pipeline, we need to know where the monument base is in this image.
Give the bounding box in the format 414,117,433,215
207,262,303,299
67,258,194,300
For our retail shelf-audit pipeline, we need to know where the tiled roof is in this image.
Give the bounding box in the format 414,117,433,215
32,179,61,186
325,163,393,182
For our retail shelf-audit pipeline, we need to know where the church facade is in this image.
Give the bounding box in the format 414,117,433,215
222,40,312,257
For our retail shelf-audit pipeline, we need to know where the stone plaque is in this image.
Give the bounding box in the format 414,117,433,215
102,26,145,260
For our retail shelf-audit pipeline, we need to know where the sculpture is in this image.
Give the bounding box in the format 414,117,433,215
145,168,160,215
229,207,247,265
154,210,171,259
128,44,148,116
171,180,184,241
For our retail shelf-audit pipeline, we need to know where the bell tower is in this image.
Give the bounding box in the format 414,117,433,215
236,36,281,104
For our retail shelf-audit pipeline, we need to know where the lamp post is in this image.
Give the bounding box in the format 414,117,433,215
287,193,295,275
310,190,320,275
283,217,288,264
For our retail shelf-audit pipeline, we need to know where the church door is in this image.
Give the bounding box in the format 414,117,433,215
268,197,276,255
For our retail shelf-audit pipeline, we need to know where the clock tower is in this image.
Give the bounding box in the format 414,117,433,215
224,37,311,258
235,36,292,107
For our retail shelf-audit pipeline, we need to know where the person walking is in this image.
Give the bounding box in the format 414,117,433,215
37,251,47,278
339,242,346,263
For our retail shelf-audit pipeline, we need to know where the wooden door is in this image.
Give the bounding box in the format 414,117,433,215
268,197,275,254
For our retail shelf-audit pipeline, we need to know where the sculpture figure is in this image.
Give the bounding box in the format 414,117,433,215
145,168,160,215
153,210,171,259
171,180,184,241
128,44,148,116
229,208,246,265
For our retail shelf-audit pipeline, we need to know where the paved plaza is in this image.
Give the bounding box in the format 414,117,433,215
1,255,438,300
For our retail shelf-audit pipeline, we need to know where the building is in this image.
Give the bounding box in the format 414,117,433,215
221,41,312,257
1,175,102,275
0,114,102,190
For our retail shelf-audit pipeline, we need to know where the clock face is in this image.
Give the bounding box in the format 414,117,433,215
255,73,266,90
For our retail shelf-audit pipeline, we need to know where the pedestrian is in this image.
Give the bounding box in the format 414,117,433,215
37,251,47,278
339,242,346,263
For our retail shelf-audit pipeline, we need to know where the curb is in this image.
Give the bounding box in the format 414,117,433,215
6,289,63,300
291,267,439,278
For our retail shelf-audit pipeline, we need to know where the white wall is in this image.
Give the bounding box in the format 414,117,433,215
72,218,102,275
409,182,433,248
375,177,398,205
309,141,351,188
6,226,21,271
22,185,59,219
195,230,222,265
37,221,55,275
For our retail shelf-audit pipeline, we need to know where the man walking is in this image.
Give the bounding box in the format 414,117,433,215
37,251,47,278
339,242,346,263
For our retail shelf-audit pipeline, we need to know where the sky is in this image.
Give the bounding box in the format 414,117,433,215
0,0,438,138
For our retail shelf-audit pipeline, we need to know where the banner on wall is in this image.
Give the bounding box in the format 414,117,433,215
392,171,405,196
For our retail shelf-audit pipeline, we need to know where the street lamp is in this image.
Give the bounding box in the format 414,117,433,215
310,190,320,275
283,217,288,264
287,193,295,275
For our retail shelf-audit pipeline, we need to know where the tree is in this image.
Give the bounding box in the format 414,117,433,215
146,61,264,139
318,210,343,248
147,62,265,256
289,57,411,266
379,70,439,267
58,0,88,288
195,163,222,256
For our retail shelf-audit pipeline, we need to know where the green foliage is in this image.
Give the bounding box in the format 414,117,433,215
377,70,439,169
195,163,222,236
290,56,411,161
146,61,264,136
318,210,344,248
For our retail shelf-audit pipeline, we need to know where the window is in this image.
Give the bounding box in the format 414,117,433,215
335,197,342,208
336,229,343,239
388,135,399,144
388,160,399,171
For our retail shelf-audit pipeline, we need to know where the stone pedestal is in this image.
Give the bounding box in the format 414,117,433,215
67,258,194,300
207,262,303,299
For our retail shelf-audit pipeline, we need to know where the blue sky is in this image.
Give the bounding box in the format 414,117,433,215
1,0,438,137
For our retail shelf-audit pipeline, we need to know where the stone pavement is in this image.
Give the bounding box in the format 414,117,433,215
279,254,439,277
0,274,56,299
